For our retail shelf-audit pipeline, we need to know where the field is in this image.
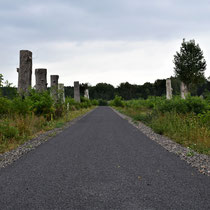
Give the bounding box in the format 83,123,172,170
110,95,210,155
0,90,97,153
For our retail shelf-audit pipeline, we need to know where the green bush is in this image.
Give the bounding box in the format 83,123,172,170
26,90,55,118
0,97,11,116
91,99,99,106
110,95,124,107
11,97,30,116
0,121,19,141
98,99,108,106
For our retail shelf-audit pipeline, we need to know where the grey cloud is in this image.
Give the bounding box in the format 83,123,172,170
0,0,210,44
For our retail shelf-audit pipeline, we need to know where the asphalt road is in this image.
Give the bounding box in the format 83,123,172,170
0,107,210,210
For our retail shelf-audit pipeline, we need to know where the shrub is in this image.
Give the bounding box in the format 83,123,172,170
26,90,55,118
91,99,99,106
98,99,108,106
0,97,11,117
110,95,124,107
0,121,19,141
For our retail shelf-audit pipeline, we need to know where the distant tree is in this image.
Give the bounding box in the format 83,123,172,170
173,39,207,92
0,74,3,87
154,79,166,96
89,83,115,100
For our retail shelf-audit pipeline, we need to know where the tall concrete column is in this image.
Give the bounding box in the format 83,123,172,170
58,83,65,103
166,79,172,99
50,75,59,102
35,68,47,92
74,81,80,103
17,50,32,96
84,89,89,99
180,82,188,99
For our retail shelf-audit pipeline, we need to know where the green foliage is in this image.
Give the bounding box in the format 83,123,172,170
0,121,19,141
0,97,12,116
110,95,124,107
0,74,3,87
98,99,108,106
116,96,210,155
174,39,207,89
91,99,99,106
26,90,55,118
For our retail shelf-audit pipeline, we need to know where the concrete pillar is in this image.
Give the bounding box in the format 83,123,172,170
35,68,47,92
17,50,32,96
50,75,59,102
180,82,188,99
74,81,80,103
166,79,172,99
58,83,65,103
84,89,89,99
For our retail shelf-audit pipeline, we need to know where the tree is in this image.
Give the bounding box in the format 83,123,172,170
173,39,207,91
0,74,3,87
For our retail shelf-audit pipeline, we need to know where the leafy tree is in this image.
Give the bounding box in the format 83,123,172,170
0,74,3,87
173,39,207,91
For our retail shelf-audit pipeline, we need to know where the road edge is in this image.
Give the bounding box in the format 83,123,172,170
0,107,97,169
111,107,210,176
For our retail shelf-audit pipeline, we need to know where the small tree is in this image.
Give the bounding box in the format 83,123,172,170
173,39,207,92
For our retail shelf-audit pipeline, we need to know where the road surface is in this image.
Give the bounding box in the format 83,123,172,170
0,107,210,209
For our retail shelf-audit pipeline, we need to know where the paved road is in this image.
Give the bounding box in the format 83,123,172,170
0,107,210,210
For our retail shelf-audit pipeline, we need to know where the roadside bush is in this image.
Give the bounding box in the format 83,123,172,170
110,95,124,107
0,97,11,117
26,90,55,118
91,99,99,106
98,99,108,106
0,121,19,141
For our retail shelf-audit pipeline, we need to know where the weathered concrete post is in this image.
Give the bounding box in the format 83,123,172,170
84,89,89,99
17,50,32,96
74,81,80,103
166,79,172,99
50,75,59,102
58,83,65,103
180,82,188,99
35,68,47,92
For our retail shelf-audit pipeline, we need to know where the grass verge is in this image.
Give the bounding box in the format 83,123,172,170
114,106,210,155
0,107,94,154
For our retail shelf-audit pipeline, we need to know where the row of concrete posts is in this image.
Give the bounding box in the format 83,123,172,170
166,79,188,99
16,50,89,103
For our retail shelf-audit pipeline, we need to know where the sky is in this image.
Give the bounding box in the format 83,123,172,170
1,0,210,87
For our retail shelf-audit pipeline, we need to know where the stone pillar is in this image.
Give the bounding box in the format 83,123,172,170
84,89,89,99
74,81,80,103
17,50,32,96
35,68,47,92
166,79,172,99
58,83,65,103
180,82,188,99
50,75,59,102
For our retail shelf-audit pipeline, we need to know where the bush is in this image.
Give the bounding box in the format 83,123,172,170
0,97,11,117
110,95,124,107
0,121,19,141
26,90,55,119
98,99,108,106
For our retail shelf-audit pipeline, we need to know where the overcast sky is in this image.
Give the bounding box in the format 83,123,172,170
1,0,210,87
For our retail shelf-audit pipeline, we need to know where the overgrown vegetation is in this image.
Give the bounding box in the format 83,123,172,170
110,96,210,155
0,89,96,153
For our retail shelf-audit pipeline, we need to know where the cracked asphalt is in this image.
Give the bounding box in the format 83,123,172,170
0,106,210,209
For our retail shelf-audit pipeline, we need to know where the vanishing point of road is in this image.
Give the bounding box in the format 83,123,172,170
0,107,210,209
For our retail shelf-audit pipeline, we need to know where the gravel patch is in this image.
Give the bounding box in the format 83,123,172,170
112,107,210,176
0,109,95,169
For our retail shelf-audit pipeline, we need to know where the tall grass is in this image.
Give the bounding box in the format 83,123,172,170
0,90,97,153
111,96,210,155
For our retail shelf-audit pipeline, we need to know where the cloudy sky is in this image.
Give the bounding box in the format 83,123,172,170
1,0,210,87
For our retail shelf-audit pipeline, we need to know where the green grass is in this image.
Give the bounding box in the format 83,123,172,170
0,107,94,154
113,97,210,155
